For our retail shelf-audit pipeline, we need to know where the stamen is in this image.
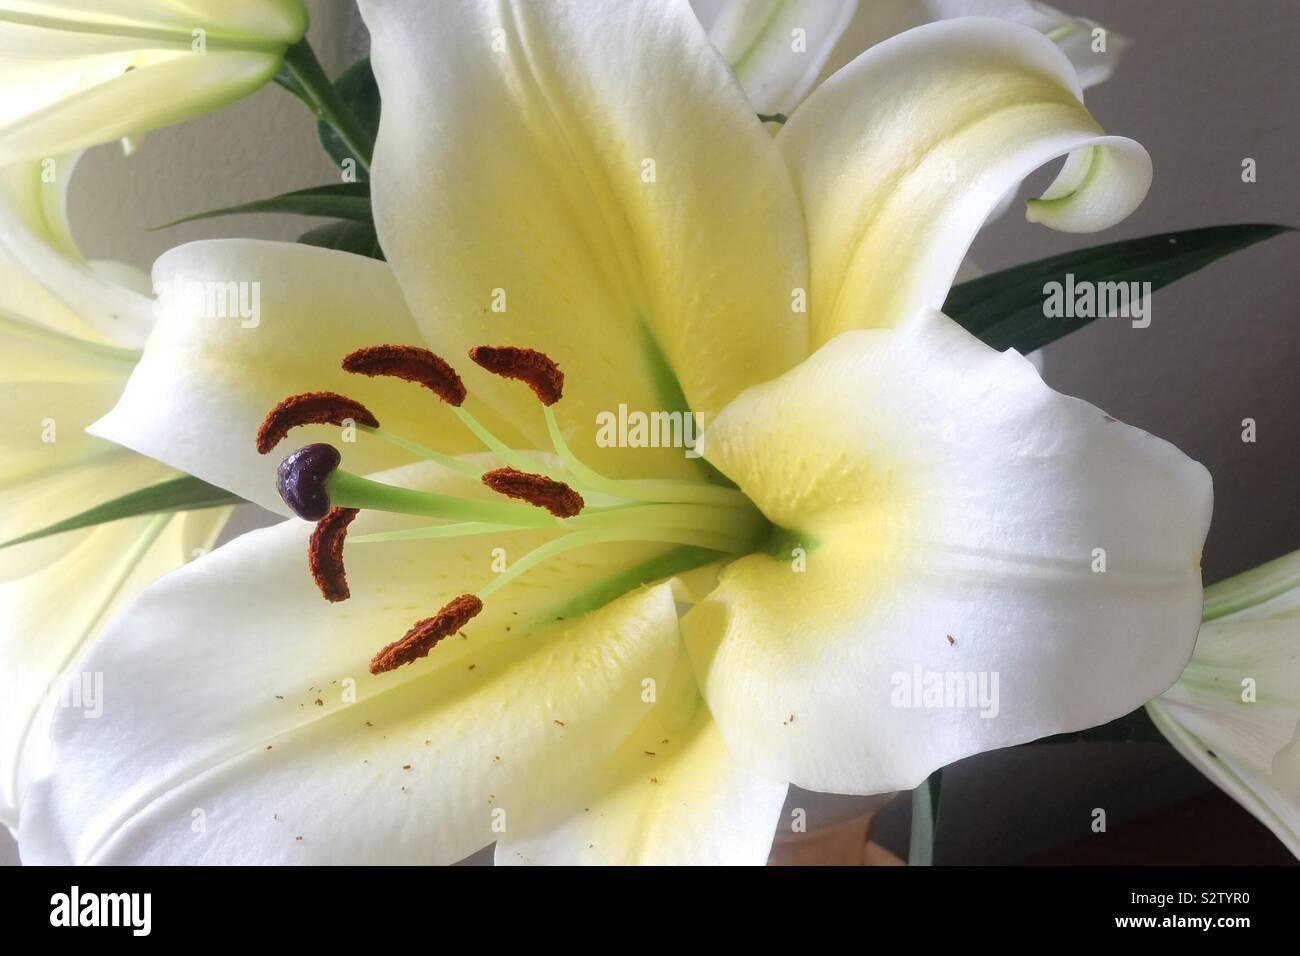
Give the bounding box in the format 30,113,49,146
342,344,466,406
257,391,379,454
482,467,584,518
277,443,342,520
370,594,483,674
309,507,359,602
469,345,564,405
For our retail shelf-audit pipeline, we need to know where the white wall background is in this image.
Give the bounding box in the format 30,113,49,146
69,0,356,267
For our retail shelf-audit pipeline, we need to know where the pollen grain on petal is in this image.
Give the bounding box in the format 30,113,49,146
256,391,379,454
369,594,484,674
469,345,564,405
342,344,467,406
481,466,584,518
309,507,360,603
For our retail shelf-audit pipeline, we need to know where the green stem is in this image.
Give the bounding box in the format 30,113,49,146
280,39,374,173
908,769,942,866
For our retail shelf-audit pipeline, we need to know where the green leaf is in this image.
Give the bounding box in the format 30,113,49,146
156,182,372,229
944,224,1292,353
908,768,942,866
317,57,380,179
298,219,385,261
0,476,244,550
1028,706,1165,745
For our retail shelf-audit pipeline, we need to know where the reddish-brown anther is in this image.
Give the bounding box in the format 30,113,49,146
469,345,564,405
481,467,584,518
369,594,484,674
308,507,359,603
342,344,467,406
256,392,379,454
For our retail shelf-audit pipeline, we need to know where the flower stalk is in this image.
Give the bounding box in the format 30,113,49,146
278,39,374,173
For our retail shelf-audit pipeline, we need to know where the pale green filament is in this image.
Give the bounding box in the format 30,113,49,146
326,470,562,528
359,425,481,478
452,405,552,475
477,528,751,600
542,405,750,510
349,522,518,544
567,502,765,539
346,501,766,551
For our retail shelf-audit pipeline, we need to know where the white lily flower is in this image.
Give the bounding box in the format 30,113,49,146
1148,550,1300,857
0,0,308,165
698,0,1128,118
0,153,228,829
21,3,1208,865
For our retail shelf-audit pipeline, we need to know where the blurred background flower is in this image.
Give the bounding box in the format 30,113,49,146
1149,549,1300,858
0,0,307,164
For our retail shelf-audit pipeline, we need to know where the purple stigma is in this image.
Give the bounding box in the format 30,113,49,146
277,443,341,520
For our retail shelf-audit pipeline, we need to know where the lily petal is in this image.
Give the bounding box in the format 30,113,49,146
1202,548,1300,622
0,442,171,580
498,653,786,865
19,459,702,864
1,506,227,829
918,1,1127,90
0,155,154,346
0,0,307,165
1150,685,1300,858
0,153,169,576
90,240,497,514
779,17,1150,344
698,0,1125,120
684,313,1212,794
0,148,230,831
825,1,1127,95
1149,553,1300,858
360,0,810,479
702,0,859,117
